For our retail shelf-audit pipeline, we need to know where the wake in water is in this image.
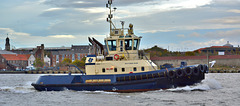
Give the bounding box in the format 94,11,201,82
0,81,35,94
167,78,222,92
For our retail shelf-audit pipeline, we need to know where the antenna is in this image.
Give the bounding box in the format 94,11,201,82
106,0,116,35
120,21,125,29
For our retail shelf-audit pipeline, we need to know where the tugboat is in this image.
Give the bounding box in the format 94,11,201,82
32,0,208,92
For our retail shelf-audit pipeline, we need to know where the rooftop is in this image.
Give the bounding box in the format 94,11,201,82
223,41,233,47
0,50,16,54
1,54,31,61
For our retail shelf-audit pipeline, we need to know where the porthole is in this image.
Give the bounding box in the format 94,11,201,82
122,68,125,72
133,67,137,71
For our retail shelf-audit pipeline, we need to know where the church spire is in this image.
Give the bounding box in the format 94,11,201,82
5,36,10,51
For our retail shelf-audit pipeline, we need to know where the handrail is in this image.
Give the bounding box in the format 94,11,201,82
68,65,85,75
142,51,156,70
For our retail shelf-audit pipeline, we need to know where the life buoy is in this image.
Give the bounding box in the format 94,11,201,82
184,67,192,76
198,64,204,73
176,69,183,77
167,70,176,79
114,54,119,60
192,67,199,76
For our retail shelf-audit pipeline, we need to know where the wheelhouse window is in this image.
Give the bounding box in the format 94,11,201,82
108,40,116,51
125,39,132,50
134,39,139,50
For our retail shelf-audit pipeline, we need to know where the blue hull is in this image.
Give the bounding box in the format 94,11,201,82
32,66,206,92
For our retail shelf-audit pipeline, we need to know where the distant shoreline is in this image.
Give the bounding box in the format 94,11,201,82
0,70,240,74
0,71,25,74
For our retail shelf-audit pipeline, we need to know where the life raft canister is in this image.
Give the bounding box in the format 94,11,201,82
176,69,184,77
114,54,119,60
184,67,192,76
192,67,199,76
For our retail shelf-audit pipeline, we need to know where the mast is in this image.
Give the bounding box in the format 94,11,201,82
106,0,112,34
106,0,117,36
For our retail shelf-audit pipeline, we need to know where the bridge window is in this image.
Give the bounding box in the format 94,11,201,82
108,40,116,51
125,39,132,50
134,39,139,50
120,40,123,52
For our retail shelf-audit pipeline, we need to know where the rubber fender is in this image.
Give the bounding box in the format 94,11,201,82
176,69,184,77
184,67,192,76
198,64,204,73
203,65,209,73
192,67,199,76
167,70,176,79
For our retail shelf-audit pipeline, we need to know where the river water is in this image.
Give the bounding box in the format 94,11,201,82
0,73,239,106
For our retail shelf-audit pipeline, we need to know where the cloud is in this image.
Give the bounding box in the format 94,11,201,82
44,8,65,12
0,27,89,48
75,7,106,14
227,9,240,13
0,28,30,38
48,35,76,38
43,0,153,8
160,38,229,51
141,29,240,51
140,30,174,33
189,32,200,37
204,29,240,39
204,16,240,24
177,34,185,37
211,0,240,7
182,39,227,48
1,0,240,51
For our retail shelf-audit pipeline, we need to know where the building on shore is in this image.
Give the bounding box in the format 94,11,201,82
50,45,89,67
195,41,240,55
0,54,34,70
0,50,16,70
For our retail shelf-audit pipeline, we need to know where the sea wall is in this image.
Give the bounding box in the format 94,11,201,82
151,55,240,67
